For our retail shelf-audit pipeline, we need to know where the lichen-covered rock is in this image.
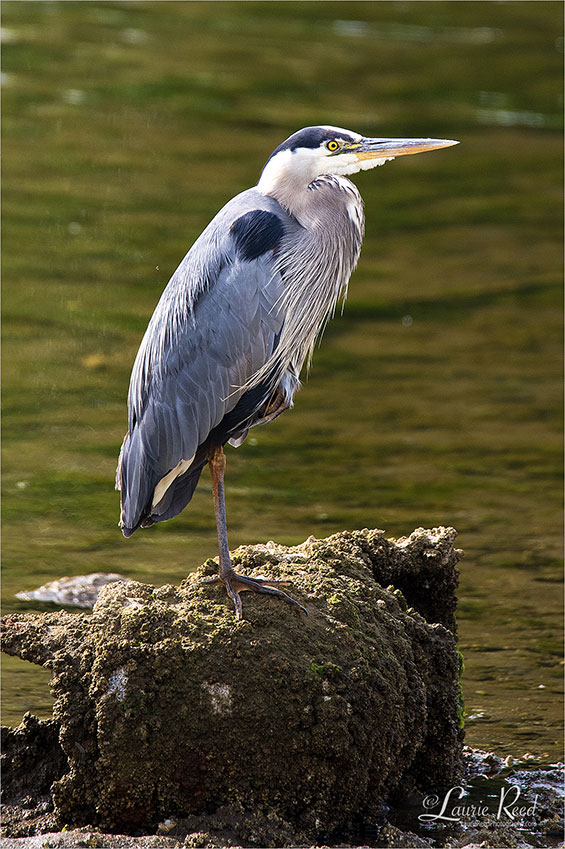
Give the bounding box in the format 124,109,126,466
1,528,464,844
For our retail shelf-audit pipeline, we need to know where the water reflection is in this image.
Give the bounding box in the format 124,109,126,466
476,108,552,129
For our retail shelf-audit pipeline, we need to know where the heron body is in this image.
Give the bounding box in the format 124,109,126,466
117,125,457,618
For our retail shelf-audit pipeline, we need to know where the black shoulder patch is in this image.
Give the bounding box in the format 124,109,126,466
230,210,284,262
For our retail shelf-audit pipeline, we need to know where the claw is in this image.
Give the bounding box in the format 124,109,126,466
201,571,307,619
205,446,307,620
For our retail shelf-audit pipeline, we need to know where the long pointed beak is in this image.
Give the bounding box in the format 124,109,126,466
349,137,459,160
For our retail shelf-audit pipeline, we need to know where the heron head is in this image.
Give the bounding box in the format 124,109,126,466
258,125,458,194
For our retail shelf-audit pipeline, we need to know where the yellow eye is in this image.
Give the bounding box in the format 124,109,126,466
327,140,340,152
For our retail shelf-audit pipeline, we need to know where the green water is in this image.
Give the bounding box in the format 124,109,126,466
2,1,563,761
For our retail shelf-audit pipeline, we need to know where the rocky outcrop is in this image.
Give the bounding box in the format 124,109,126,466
1,527,464,845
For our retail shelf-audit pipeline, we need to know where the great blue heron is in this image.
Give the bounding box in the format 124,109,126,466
117,125,457,619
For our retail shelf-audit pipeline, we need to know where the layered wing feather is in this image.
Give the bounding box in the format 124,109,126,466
117,190,298,536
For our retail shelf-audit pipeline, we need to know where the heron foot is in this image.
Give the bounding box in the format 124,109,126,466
200,571,307,620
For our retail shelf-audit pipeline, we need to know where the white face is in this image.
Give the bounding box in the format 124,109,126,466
258,126,393,194
314,125,394,176
257,126,458,197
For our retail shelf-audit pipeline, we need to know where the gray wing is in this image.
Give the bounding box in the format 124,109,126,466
117,192,297,536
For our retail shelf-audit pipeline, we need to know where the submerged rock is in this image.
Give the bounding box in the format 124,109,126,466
1,527,464,844
15,572,130,608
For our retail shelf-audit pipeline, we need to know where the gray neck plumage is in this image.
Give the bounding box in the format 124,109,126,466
249,175,365,389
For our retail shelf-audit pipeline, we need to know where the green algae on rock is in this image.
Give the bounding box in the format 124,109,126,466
1,527,464,843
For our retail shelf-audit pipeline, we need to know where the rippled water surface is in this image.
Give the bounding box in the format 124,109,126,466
2,1,563,760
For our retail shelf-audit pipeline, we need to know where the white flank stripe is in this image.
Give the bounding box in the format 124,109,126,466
152,456,195,508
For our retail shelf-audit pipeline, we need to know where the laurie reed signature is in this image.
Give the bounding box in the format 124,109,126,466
419,785,539,823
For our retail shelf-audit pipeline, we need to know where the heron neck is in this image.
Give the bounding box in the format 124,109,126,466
258,172,363,232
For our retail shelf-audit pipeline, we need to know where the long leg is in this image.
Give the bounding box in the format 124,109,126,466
204,444,306,620
209,445,232,581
